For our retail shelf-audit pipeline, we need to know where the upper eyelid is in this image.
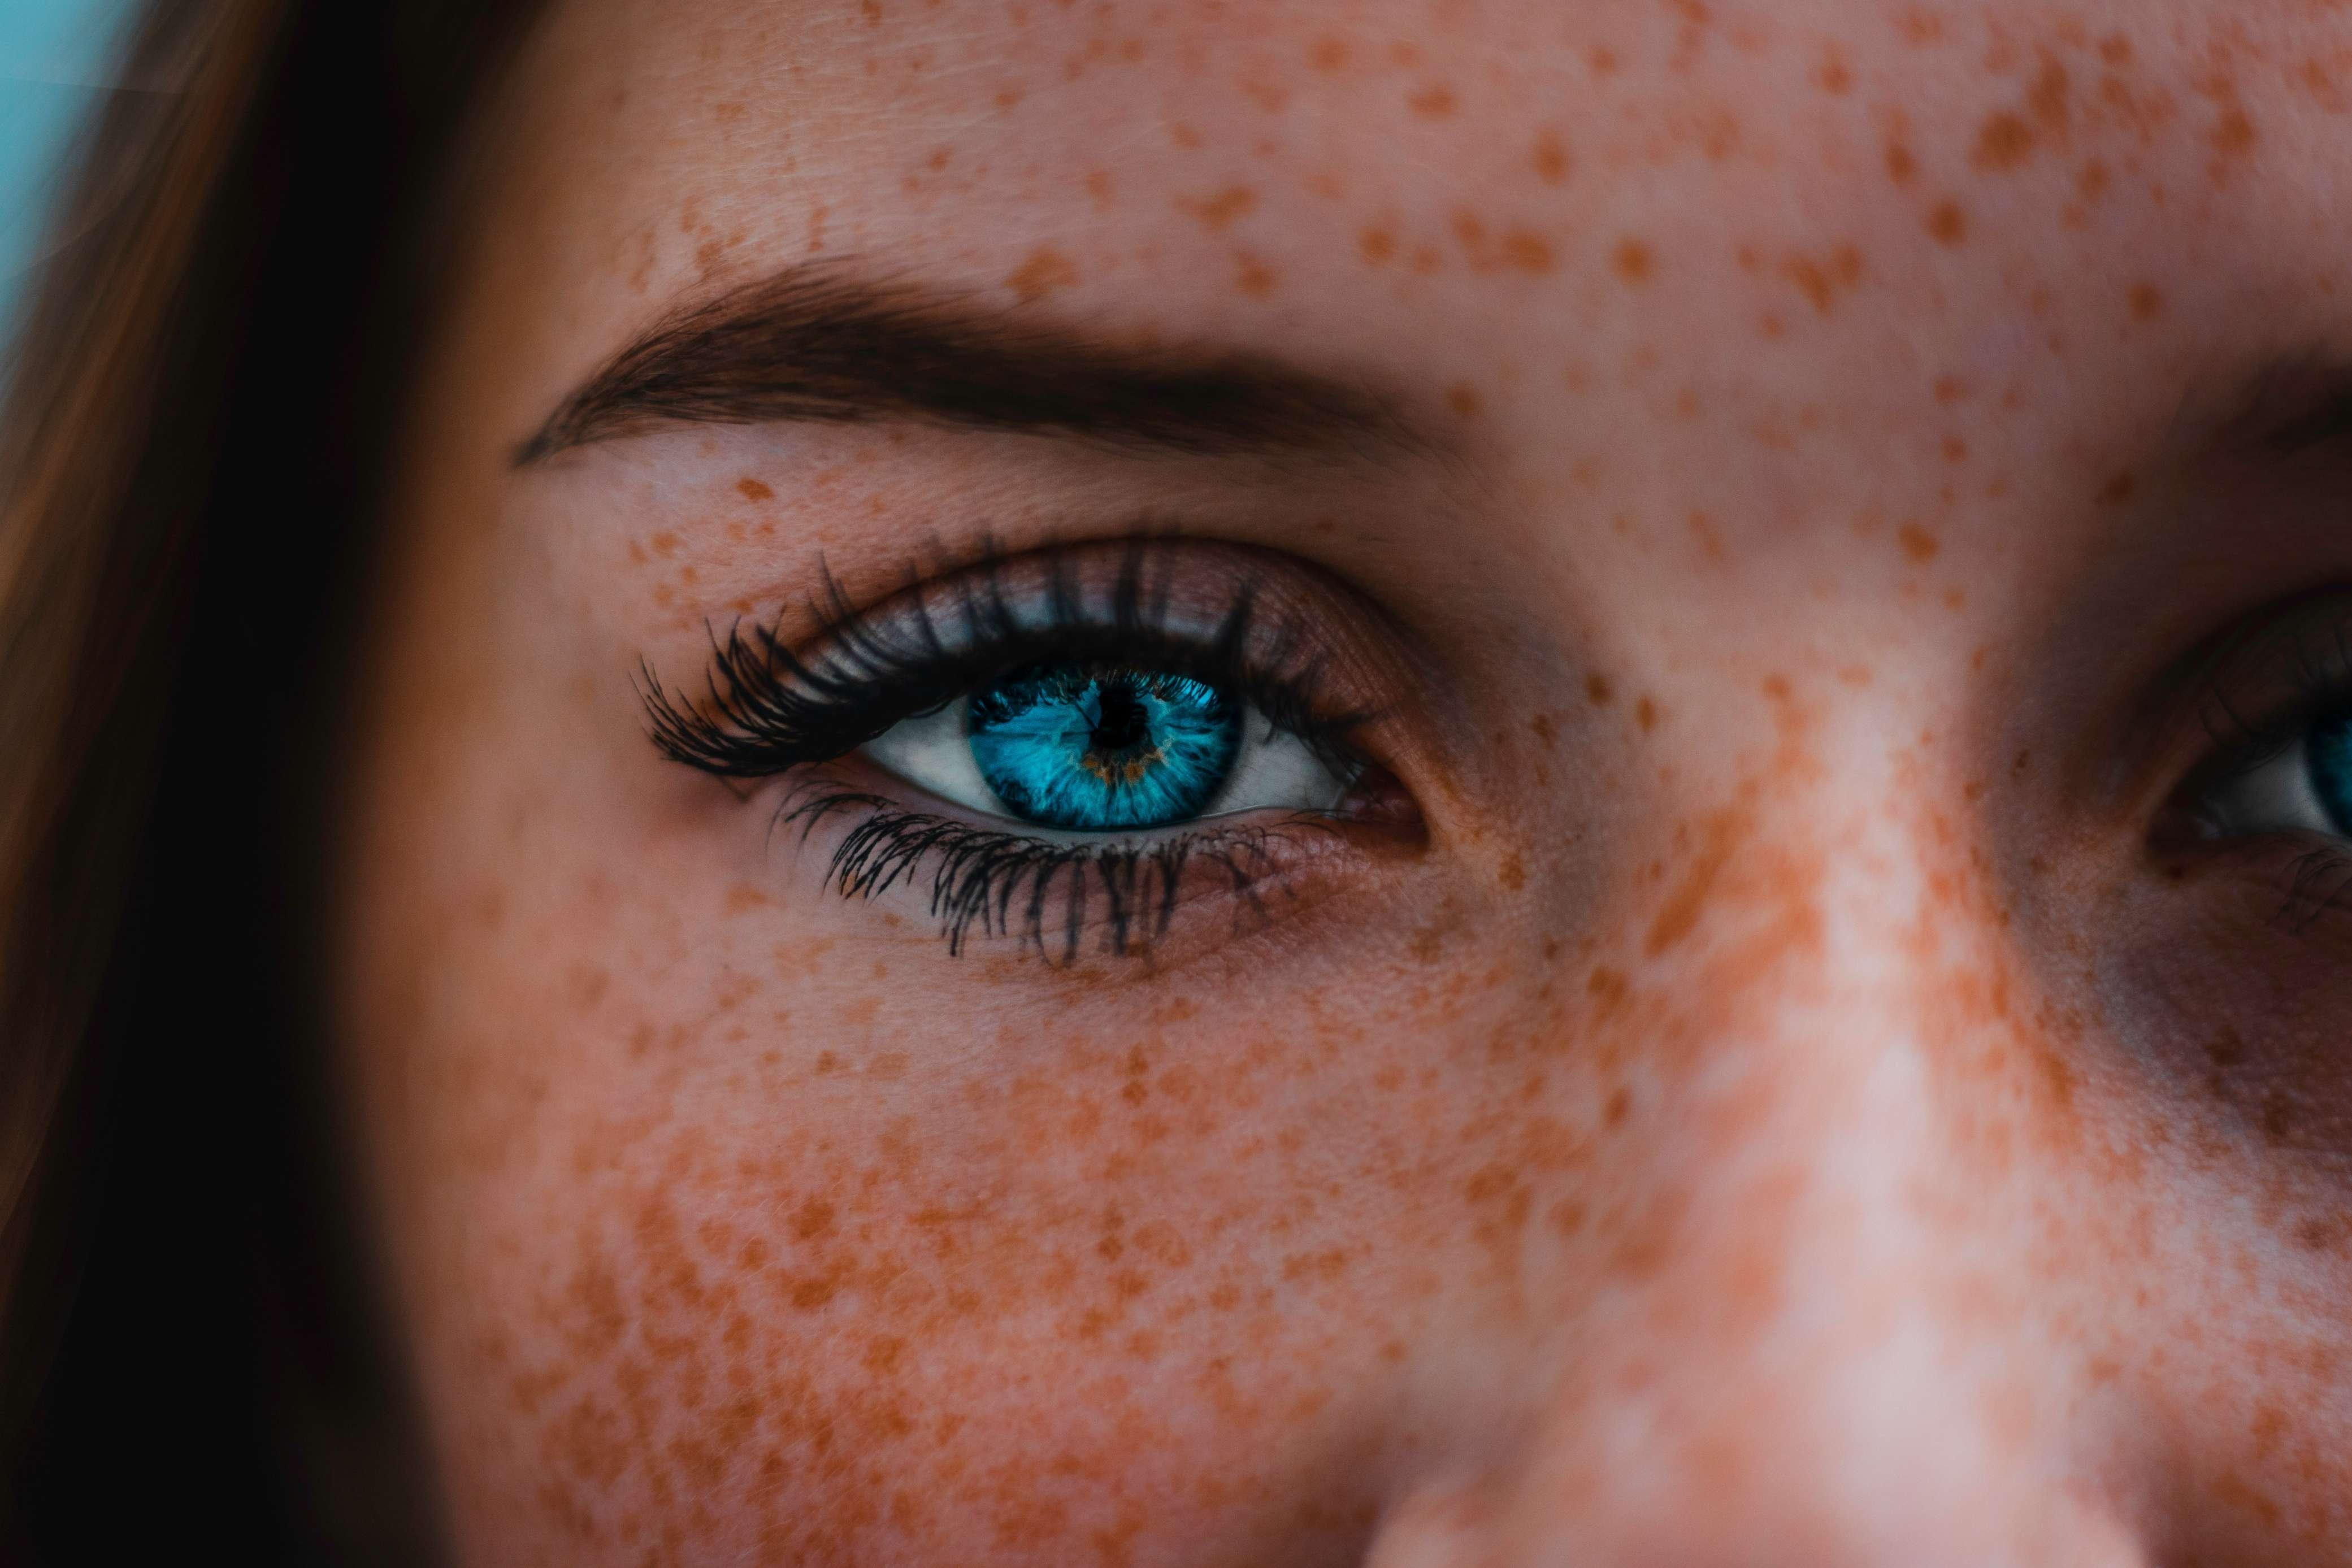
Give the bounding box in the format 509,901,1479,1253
2196,610,2352,749
2143,593,2352,810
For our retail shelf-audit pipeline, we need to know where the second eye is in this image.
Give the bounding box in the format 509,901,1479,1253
2193,709,2352,840
860,659,1355,832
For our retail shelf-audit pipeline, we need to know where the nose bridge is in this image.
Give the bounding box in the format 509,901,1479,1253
1604,706,2033,1420
1375,715,2145,1565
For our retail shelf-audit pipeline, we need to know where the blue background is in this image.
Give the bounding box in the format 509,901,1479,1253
0,0,136,345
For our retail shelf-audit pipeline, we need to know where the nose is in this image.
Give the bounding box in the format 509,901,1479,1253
1362,746,2155,1567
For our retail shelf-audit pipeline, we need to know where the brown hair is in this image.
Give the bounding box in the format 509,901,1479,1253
0,1,537,1557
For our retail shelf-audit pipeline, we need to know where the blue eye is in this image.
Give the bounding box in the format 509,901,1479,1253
860,659,1354,832
966,664,1240,830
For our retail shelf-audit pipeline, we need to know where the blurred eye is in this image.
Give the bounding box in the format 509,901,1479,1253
2190,709,2352,840
861,659,1354,832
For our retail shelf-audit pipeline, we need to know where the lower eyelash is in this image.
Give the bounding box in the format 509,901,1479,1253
782,786,1334,960
2279,841,2352,932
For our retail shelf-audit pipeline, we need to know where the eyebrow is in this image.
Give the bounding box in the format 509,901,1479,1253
513,264,1416,467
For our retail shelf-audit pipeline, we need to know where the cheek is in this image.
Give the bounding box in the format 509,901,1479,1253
383,905,1466,1562
377,830,1725,1564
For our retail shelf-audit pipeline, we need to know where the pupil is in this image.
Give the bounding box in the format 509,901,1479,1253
1089,682,1150,757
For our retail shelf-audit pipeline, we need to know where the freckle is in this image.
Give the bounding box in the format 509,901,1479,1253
2028,58,2070,130
1781,246,1863,315
1586,673,1615,706
2099,33,2132,66
1499,855,1526,891
1446,382,1482,417
1084,168,1114,208
1759,312,1785,339
1604,1087,1633,1127
1530,713,1556,747
737,476,774,502
2094,471,2136,505
994,85,1024,110
1939,436,1967,464
1612,237,1655,283
2211,106,2256,156
1531,129,1572,184
714,101,746,123
1972,111,2036,170
2127,283,2164,321
1169,121,1201,149
1816,47,1852,94
1179,185,1256,231
1233,253,1278,296
626,538,646,564
1411,245,1443,273
650,531,678,557
1500,231,1554,273
1006,245,1079,302
1933,375,1969,404
1308,34,1348,71
1687,510,1724,561
1924,199,1969,246
1588,45,1620,76
792,1197,836,1239
726,884,772,914
1407,82,1458,117
1885,142,1917,184
1359,226,1396,264
1899,8,1944,45
1637,697,1659,731
1941,586,1965,611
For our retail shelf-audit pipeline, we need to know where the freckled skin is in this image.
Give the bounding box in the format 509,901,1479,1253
337,1,2352,1563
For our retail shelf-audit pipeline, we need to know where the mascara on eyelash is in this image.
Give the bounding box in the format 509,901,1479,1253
779,784,1342,960
636,541,1364,781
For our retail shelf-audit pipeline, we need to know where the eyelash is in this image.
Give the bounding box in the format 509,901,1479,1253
637,542,1370,957
2194,611,2352,763
778,786,1339,958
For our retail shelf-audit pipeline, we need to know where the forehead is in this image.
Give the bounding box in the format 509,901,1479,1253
461,0,2352,557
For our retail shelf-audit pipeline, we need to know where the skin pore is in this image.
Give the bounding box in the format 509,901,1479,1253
335,0,2352,1562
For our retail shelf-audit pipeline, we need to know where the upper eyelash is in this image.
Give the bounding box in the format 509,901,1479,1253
637,539,1366,781
2195,604,2352,764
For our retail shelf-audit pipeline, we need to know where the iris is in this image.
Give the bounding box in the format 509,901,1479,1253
968,662,1242,830
2310,713,2352,833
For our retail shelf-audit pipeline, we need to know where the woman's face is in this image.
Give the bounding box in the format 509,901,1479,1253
338,0,2352,1561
